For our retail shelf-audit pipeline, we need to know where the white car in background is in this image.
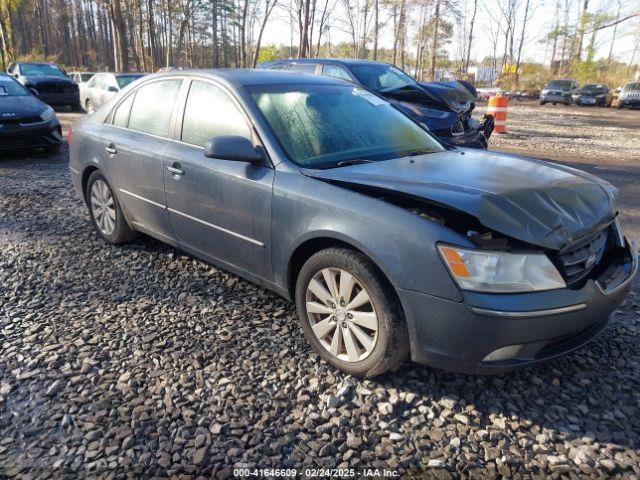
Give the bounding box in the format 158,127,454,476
81,72,146,114
69,71,96,85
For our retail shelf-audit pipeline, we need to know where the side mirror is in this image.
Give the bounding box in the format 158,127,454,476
29,87,39,97
204,135,263,164
107,86,119,93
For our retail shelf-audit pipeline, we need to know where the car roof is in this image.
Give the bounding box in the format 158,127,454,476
150,68,352,87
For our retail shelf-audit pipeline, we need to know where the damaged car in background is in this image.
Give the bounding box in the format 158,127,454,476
69,71,636,377
260,58,494,149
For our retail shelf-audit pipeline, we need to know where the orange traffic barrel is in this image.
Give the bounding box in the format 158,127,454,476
487,95,508,133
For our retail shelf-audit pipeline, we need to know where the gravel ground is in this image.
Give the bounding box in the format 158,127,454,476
1,107,639,478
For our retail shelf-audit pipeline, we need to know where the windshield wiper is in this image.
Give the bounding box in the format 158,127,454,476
336,159,374,167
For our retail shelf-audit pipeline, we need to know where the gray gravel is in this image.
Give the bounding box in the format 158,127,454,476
1,120,640,478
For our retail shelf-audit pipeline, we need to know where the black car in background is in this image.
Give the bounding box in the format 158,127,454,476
572,84,613,107
260,58,494,149
618,82,640,109
7,62,80,111
0,73,63,154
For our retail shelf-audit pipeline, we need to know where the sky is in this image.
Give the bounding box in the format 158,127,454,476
259,0,640,66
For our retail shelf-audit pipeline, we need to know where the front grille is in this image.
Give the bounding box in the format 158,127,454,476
622,91,640,100
557,228,609,286
36,84,74,94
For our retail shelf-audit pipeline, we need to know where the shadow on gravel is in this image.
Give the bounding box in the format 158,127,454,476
374,331,637,447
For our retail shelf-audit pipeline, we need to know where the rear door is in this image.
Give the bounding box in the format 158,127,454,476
102,78,184,241
163,79,273,279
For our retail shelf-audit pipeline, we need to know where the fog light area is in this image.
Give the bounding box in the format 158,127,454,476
482,345,525,362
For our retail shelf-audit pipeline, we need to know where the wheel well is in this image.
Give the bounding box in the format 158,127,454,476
81,166,99,199
287,237,389,300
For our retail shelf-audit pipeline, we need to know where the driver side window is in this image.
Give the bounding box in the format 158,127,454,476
181,81,252,148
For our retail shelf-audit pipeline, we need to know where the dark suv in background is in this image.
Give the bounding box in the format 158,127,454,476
540,79,579,105
260,58,494,149
7,62,80,111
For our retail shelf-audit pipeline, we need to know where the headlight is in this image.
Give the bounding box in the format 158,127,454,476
438,245,566,293
40,106,56,122
541,90,548,95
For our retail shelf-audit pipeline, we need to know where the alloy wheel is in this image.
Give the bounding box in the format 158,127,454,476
305,268,379,362
90,179,116,236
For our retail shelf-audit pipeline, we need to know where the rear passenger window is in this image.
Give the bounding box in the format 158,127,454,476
128,80,182,137
111,93,135,128
181,81,251,148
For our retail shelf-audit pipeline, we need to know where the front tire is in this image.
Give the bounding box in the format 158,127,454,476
85,170,136,244
295,248,409,377
85,99,94,115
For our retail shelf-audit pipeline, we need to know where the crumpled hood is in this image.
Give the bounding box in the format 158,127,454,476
382,81,476,114
417,80,476,110
301,150,618,250
0,95,45,117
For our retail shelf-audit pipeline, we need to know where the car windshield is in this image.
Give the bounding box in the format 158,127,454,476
116,74,144,88
20,63,66,77
623,82,640,91
250,84,443,169
0,76,29,96
349,64,416,92
546,80,573,89
580,84,606,93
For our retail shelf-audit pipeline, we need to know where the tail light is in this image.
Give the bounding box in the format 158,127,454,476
67,127,73,145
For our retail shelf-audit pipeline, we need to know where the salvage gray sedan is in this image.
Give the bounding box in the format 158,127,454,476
69,70,637,377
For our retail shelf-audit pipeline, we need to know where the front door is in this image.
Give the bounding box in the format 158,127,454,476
163,79,273,279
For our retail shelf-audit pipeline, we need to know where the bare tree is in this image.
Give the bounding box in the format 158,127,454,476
464,0,477,71
252,0,278,66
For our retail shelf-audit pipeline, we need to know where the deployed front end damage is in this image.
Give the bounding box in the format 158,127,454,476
301,150,637,372
382,80,494,149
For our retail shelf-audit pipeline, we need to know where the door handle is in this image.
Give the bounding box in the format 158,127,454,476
166,164,185,176
105,144,117,155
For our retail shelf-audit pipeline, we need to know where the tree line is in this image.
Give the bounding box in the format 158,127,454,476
0,0,638,86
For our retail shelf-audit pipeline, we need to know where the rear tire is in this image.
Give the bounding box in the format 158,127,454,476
295,247,409,377
85,170,137,244
539,101,546,105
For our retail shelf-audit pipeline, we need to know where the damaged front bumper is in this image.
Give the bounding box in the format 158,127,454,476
397,239,637,374
437,115,494,149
